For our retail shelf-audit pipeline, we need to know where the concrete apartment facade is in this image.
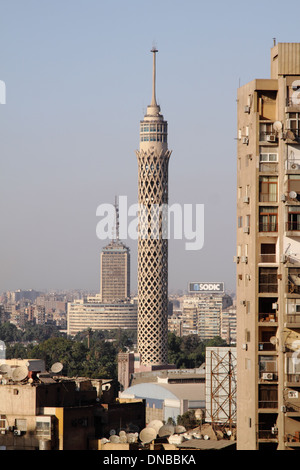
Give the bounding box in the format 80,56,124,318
236,42,300,450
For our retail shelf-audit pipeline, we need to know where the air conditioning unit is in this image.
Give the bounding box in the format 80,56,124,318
271,426,278,435
288,390,299,399
242,137,249,145
233,256,240,263
242,343,248,351
13,429,22,436
243,226,250,234
272,303,278,310
262,372,274,380
266,134,276,142
243,196,250,203
290,163,299,170
244,105,250,113
241,256,248,263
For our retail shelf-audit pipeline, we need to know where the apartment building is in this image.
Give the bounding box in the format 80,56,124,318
236,42,300,450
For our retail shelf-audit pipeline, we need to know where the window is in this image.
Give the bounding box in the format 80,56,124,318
288,174,300,193
260,153,278,162
286,112,300,138
287,206,300,231
36,420,51,438
259,207,278,232
259,267,278,293
259,176,277,202
259,122,276,142
260,243,276,263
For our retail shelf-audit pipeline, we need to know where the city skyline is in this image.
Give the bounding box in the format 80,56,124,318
1,1,300,294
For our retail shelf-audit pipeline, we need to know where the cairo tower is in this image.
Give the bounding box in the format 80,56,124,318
135,48,172,366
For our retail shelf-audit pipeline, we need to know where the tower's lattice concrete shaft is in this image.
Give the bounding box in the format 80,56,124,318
135,48,172,365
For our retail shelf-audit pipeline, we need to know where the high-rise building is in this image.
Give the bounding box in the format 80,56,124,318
236,42,300,450
135,49,172,366
100,198,130,303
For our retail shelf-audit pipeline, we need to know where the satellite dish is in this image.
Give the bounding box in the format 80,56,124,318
12,366,28,382
127,433,137,443
109,429,116,436
139,427,157,444
270,336,278,345
109,435,120,444
0,364,12,378
175,425,186,434
289,191,298,199
119,435,127,444
102,383,111,391
204,435,210,440
147,420,164,433
51,362,63,374
158,424,175,438
273,121,282,132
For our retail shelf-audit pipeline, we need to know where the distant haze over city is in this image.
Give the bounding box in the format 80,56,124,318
1,0,298,294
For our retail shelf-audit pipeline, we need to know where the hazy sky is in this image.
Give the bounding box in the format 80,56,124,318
1,0,300,295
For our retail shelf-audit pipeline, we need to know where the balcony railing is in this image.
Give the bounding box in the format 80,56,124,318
258,400,278,409
286,314,300,325
259,223,278,233
259,283,278,293
259,132,277,143
259,162,278,172
286,373,300,384
259,254,276,263
286,221,300,231
259,194,278,203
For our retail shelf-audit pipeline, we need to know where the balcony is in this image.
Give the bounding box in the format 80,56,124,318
286,221,300,232
259,162,278,172
285,433,300,448
285,313,300,328
259,223,278,233
259,254,276,263
259,132,278,144
259,312,277,323
259,341,277,352
286,374,300,386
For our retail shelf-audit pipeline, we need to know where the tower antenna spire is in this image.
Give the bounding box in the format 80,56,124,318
151,45,158,107
114,195,119,241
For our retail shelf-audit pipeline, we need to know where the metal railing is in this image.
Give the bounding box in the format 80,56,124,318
286,374,300,384
259,223,278,233
258,400,278,409
286,221,300,231
286,313,300,325
259,254,276,263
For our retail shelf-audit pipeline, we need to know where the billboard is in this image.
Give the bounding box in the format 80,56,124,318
188,282,224,294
